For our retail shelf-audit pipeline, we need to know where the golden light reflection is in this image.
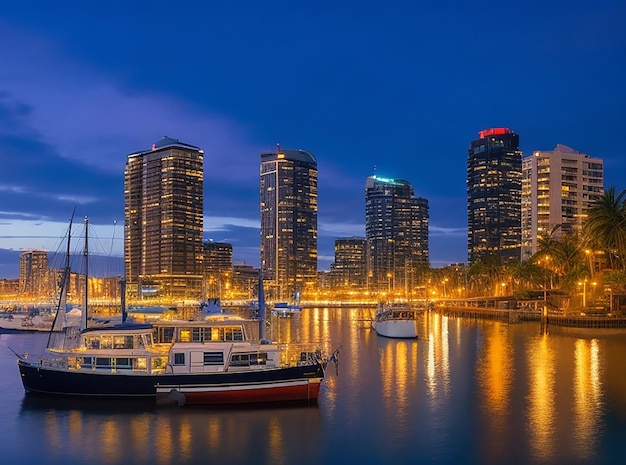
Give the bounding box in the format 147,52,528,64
155,416,174,465
425,312,450,402
527,334,556,462
100,420,122,463
179,419,192,463
206,416,221,455
477,322,514,463
130,416,151,463
267,416,285,464
572,338,602,459
378,337,419,433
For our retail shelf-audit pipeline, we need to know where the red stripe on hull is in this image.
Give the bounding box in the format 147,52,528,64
158,381,322,406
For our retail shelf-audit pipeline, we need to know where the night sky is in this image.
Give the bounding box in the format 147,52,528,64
1,1,624,278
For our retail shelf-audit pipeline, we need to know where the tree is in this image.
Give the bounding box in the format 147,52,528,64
583,186,626,270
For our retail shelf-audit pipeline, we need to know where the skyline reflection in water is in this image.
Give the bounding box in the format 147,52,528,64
2,308,626,465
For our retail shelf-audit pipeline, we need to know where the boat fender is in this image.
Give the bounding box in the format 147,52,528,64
170,389,186,407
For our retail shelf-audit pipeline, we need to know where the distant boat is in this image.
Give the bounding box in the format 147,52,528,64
271,302,301,317
371,303,420,338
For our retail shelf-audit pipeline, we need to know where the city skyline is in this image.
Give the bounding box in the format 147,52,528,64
1,2,624,278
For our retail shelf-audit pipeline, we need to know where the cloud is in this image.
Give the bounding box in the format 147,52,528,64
0,22,266,185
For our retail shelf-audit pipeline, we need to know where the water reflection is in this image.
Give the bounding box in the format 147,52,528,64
572,338,602,460
527,333,556,462
6,310,626,465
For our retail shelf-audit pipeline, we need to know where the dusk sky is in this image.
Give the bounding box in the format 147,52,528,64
1,1,624,278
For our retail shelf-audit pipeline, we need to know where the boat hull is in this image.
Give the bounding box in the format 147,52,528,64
157,378,322,406
372,319,417,338
17,359,325,405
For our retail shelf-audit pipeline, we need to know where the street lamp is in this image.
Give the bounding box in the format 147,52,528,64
578,279,587,308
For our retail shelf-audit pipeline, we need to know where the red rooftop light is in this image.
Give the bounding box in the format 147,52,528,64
478,128,512,138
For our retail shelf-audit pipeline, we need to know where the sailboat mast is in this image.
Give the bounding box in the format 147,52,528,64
82,216,89,330
47,210,75,346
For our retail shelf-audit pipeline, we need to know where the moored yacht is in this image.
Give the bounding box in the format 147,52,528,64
17,316,332,406
372,303,420,338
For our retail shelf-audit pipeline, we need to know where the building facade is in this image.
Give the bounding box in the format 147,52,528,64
260,147,318,300
365,175,429,293
467,128,522,265
19,249,50,298
521,144,604,260
330,237,367,290
203,241,233,298
124,136,204,300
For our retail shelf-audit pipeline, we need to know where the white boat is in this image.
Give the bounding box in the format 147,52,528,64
271,302,301,317
0,307,82,333
372,303,419,338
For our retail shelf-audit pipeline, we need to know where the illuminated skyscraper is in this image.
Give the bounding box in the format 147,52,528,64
467,128,522,264
260,147,318,299
330,237,367,289
124,136,204,299
19,249,49,297
203,241,233,298
521,144,603,260
365,175,429,293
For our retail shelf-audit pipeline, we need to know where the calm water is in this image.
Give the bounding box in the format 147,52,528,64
2,308,626,465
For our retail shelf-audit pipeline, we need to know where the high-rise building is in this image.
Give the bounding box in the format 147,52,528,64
330,237,367,289
365,175,429,293
19,250,49,297
521,144,604,260
260,146,318,300
467,128,522,265
203,241,233,298
124,136,204,300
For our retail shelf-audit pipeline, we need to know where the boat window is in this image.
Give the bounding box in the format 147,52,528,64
145,333,154,346
114,336,134,349
68,357,79,369
203,351,224,366
230,352,267,366
173,353,185,365
251,353,268,366
85,336,100,349
95,357,110,369
179,329,191,343
158,327,175,343
134,358,147,372
230,353,249,366
151,357,168,372
100,336,113,349
192,327,212,342
135,335,145,348
115,358,132,370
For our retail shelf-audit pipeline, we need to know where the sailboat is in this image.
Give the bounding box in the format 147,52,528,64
16,224,337,405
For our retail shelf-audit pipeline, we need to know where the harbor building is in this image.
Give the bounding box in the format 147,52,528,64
330,237,367,290
365,175,429,294
19,249,50,298
124,136,204,300
260,146,318,300
467,128,522,265
521,144,604,260
203,241,233,299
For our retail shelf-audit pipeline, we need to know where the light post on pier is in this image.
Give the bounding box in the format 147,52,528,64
578,279,587,308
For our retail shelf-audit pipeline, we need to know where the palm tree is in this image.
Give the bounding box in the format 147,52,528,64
583,186,626,270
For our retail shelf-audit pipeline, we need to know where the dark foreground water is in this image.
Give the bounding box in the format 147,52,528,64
2,308,626,465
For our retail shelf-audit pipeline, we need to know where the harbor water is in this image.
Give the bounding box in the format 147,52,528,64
2,307,626,465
